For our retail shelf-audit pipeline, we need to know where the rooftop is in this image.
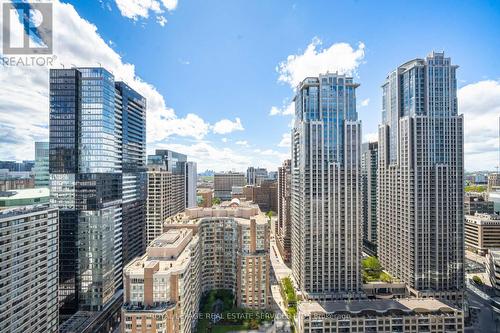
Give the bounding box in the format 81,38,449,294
298,298,461,316
0,187,49,200
125,229,196,276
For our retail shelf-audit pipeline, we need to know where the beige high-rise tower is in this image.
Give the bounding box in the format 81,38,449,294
291,74,363,300
378,52,465,302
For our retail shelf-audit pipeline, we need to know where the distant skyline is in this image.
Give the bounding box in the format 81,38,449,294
1,0,499,171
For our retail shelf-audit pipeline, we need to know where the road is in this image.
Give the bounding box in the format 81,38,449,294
269,217,293,332
466,288,500,332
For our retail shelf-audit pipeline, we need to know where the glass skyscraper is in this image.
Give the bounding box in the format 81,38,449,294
116,81,147,266
291,74,362,300
34,141,49,187
378,52,464,303
49,67,146,314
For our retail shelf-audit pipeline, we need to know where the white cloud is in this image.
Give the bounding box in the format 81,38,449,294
235,140,249,146
0,0,211,160
360,98,370,107
278,133,291,147
221,138,228,143
156,141,283,172
363,132,378,143
114,0,178,25
277,38,365,88
458,80,500,170
212,118,244,135
269,106,280,116
269,102,294,116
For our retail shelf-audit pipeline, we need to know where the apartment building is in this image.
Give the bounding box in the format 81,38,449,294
146,164,185,244
277,159,291,262
0,205,59,333
378,52,464,302
122,201,271,333
122,229,201,333
165,199,271,309
291,74,363,300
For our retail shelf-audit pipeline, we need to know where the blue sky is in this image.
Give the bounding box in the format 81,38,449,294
1,0,500,171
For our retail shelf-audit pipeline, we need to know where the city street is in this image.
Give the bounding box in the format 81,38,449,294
269,218,293,332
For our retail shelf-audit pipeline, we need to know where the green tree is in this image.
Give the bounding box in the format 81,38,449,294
472,275,483,285
265,211,275,222
212,197,221,205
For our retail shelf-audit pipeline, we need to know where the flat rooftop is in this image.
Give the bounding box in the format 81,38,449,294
125,229,196,276
298,298,461,316
0,187,49,200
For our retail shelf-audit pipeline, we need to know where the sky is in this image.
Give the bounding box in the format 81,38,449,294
1,0,499,172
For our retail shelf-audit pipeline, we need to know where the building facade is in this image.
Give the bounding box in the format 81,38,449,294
296,299,464,333
277,159,292,262
246,167,268,186
49,67,146,315
116,81,147,267
146,160,186,245
123,202,271,333
487,249,500,296
0,205,59,333
185,161,197,208
214,172,246,200
240,180,278,212
378,52,464,302
361,142,378,256
464,193,494,215
34,141,49,187
465,213,500,255
291,74,363,300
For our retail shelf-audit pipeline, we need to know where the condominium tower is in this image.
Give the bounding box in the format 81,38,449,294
49,67,146,314
361,142,378,256
277,159,292,261
378,52,464,302
291,74,362,300
145,150,189,244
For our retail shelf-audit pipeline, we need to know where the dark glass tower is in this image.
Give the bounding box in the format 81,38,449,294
116,82,147,266
49,68,146,315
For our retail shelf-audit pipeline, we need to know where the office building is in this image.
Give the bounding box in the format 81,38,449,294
0,205,59,333
49,67,146,317
361,142,378,256
465,213,500,255
464,193,494,215
291,73,362,300
214,171,245,200
378,52,464,302
34,141,49,187
277,159,291,262
0,160,34,172
185,161,197,208
246,166,268,186
116,82,147,266
296,299,464,333
123,201,271,333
